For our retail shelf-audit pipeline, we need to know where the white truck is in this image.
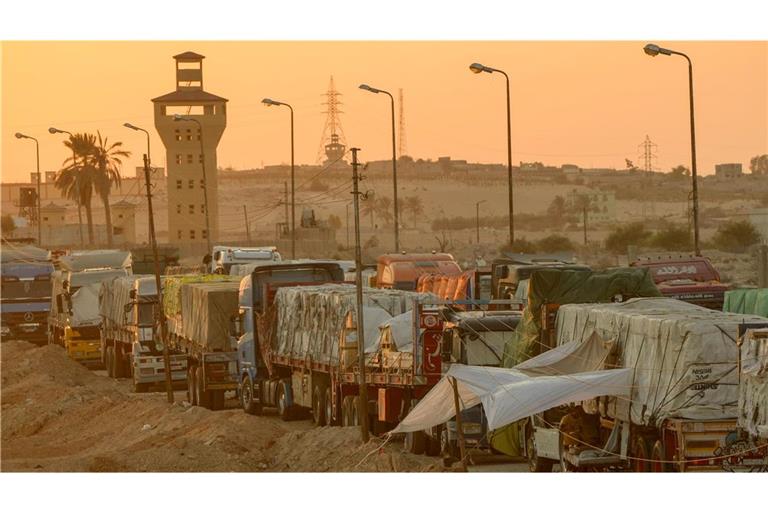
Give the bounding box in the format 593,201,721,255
211,246,282,275
99,275,187,391
48,251,132,365
525,297,768,472
163,275,241,410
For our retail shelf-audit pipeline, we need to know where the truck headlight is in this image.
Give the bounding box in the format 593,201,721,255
1,325,10,335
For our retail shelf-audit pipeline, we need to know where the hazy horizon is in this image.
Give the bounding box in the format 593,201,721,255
2,40,766,183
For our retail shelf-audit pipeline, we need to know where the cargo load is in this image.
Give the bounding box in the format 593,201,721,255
271,283,432,365
738,328,768,438
162,274,239,319
178,281,241,351
555,297,768,425
99,275,156,328
502,267,661,366
723,288,768,318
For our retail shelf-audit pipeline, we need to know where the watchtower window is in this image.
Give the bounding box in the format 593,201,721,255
188,180,195,189
174,129,182,142
200,180,205,189
202,229,208,240
177,229,183,240
175,154,182,165
176,180,182,190
199,154,204,164
186,129,192,141
190,230,196,240
176,204,181,214
165,105,204,116
186,154,193,164
200,204,205,214
189,204,195,214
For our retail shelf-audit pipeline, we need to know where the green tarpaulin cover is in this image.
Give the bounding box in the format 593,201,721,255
492,267,661,456
723,288,768,318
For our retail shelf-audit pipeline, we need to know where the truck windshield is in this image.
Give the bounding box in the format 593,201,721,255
0,280,52,301
137,303,155,326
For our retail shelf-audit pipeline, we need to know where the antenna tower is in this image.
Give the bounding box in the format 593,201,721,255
638,135,658,173
316,76,348,164
398,88,408,158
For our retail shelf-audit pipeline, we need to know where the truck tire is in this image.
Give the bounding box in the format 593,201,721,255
187,366,197,406
325,387,337,426
132,379,147,393
113,345,125,378
405,431,427,455
526,428,553,472
650,440,669,472
277,380,291,421
211,390,225,411
632,436,650,472
241,375,262,415
341,396,353,426
106,346,115,378
312,384,327,426
196,367,211,409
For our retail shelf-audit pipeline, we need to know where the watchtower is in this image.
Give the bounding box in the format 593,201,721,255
152,51,227,253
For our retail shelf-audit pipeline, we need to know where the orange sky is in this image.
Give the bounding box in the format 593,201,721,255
2,41,766,183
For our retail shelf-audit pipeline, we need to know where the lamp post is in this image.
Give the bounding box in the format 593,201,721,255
48,127,85,248
358,84,400,253
123,121,174,403
173,114,212,257
262,98,296,259
475,200,486,244
469,62,514,247
14,133,42,246
643,43,700,256
124,123,152,245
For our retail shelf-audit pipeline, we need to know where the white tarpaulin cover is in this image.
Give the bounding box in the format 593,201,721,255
390,331,626,434
70,283,101,327
556,297,768,425
739,328,768,437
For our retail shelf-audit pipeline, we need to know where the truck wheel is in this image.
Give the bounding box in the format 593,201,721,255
312,384,327,426
325,387,337,426
187,366,197,406
196,367,211,409
277,380,291,421
211,390,225,411
632,436,650,472
113,345,124,378
241,375,262,415
405,431,427,455
106,346,115,378
341,396,353,426
650,440,669,472
527,428,553,472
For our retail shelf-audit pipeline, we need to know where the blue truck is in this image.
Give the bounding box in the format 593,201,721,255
0,245,54,344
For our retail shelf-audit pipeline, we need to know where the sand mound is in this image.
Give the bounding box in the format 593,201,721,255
268,426,441,472
1,340,301,472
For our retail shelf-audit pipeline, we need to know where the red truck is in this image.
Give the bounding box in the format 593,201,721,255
632,255,730,310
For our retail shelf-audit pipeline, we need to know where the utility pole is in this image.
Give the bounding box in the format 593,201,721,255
142,153,174,403
351,147,369,443
475,200,486,245
283,181,290,247
243,205,251,243
583,206,588,246
346,202,351,250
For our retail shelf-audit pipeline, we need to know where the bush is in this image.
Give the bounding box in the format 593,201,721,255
650,224,691,251
604,222,652,254
1,214,16,234
536,234,574,252
307,179,329,192
711,220,761,252
499,237,537,254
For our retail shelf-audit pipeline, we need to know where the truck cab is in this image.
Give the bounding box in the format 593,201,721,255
1,258,54,344
376,253,461,291
211,245,282,275
491,258,591,303
234,262,346,414
631,255,730,310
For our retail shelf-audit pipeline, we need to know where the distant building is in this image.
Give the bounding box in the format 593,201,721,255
715,163,743,178
111,200,137,245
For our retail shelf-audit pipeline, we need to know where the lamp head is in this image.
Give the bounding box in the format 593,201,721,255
173,114,185,121
123,122,138,130
262,98,278,106
644,44,672,57
15,132,25,139
469,62,489,74
359,84,379,94
48,127,62,134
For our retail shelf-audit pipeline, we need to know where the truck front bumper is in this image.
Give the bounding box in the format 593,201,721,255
134,355,188,384
66,339,102,364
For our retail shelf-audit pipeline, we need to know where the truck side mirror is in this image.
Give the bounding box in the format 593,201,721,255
129,289,137,299
124,303,133,314
229,315,241,338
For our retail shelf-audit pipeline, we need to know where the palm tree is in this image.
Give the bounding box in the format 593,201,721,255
375,196,393,226
92,131,129,247
56,133,97,245
404,195,424,227
361,197,377,229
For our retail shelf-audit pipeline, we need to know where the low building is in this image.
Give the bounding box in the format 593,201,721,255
715,163,743,178
566,189,616,224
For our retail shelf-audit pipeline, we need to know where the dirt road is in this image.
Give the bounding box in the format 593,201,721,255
1,340,441,472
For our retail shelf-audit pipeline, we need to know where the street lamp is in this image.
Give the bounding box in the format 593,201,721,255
475,200,486,244
173,114,212,256
14,133,42,246
358,83,400,253
48,126,85,248
123,123,153,245
262,98,296,259
468,62,514,247
643,43,701,256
